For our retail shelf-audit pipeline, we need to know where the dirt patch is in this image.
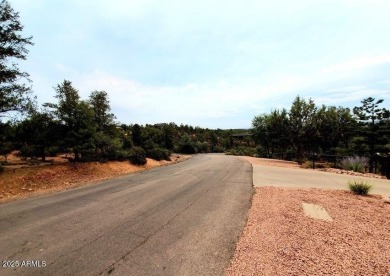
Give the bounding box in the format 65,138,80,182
0,154,191,203
0,151,70,166
226,187,390,275
237,156,300,169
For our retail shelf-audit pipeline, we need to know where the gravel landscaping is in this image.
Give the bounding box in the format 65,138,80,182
226,156,390,275
226,187,390,275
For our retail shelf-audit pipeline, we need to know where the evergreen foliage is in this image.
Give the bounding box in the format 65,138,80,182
0,0,34,117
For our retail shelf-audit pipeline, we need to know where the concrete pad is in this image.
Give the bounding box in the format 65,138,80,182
302,202,333,222
252,165,390,197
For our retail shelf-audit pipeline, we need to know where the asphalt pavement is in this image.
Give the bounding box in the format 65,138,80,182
0,154,253,276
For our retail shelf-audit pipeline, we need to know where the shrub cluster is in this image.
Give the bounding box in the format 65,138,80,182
226,146,257,157
301,161,330,169
176,143,196,154
46,146,60,157
348,180,372,195
147,148,171,161
128,146,147,165
341,156,369,173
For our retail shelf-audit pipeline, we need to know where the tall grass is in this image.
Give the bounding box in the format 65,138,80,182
348,180,372,195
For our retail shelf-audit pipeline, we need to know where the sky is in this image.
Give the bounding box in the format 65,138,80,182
11,0,390,129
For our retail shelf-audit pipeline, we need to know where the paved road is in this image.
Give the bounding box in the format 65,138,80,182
0,155,253,276
253,165,390,196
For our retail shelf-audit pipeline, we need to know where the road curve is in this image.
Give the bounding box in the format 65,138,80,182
0,154,253,276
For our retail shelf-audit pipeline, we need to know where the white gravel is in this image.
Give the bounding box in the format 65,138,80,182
226,187,390,275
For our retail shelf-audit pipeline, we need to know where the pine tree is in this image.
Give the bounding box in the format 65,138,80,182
353,97,390,172
0,0,34,117
45,80,96,161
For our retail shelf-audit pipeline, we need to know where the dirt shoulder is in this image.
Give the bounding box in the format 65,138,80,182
0,154,191,204
237,156,301,169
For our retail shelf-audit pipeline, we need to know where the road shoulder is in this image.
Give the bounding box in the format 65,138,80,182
0,154,191,203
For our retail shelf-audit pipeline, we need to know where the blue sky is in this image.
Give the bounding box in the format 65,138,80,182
12,0,390,129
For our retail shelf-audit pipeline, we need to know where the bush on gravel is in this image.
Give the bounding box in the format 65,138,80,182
348,180,372,195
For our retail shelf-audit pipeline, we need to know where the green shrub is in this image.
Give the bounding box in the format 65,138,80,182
46,146,60,157
114,150,130,161
300,161,312,169
128,146,147,165
341,156,368,173
300,161,330,169
79,148,96,162
147,148,171,161
177,143,196,154
101,149,130,161
102,148,130,161
348,180,372,195
212,145,226,153
100,138,125,161
19,145,37,158
227,146,257,157
194,141,209,153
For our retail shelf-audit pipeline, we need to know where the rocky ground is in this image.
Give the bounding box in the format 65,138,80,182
226,187,390,275
226,157,390,275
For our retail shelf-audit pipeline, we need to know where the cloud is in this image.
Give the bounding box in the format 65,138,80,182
75,71,309,125
12,0,390,128
72,52,390,126
322,54,390,74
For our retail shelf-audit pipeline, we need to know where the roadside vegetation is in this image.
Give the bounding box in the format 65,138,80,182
250,96,390,177
0,81,248,166
348,180,373,195
341,156,369,173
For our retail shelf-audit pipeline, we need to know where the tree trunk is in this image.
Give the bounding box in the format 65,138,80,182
296,145,304,165
40,147,46,162
74,150,80,161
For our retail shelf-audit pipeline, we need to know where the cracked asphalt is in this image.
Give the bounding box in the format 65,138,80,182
0,154,253,276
